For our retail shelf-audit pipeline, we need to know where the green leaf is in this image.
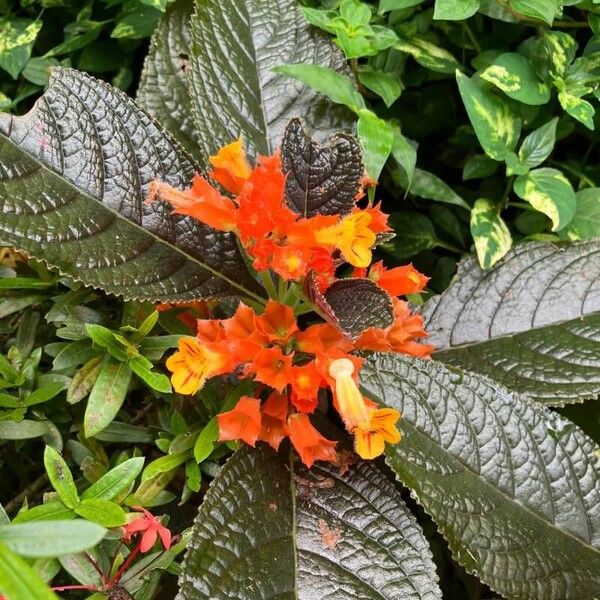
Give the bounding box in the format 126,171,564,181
0,420,49,440
0,543,58,600
357,68,402,107
111,3,162,39
129,357,172,393
518,117,558,168
456,71,521,160
84,358,133,438
75,499,126,527
392,125,417,192
423,240,600,404
360,353,600,599
379,0,423,13
0,68,260,302
67,356,103,405
0,18,42,79
189,0,351,159
434,0,480,20
136,0,201,163
142,450,191,481
396,167,470,210
395,36,459,74
22,57,60,87
178,445,441,599
390,126,417,189
513,167,576,231
0,521,106,558
558,91,595,130
43,446,79,509
13,501,75,524
356,109,394,179
560,188,600,241
509,0,559,25
24,383,64,407
280,119,363,217
381,212,438,259
480,52,550,105
470,198,512,269
462,154,498,180
82,457,145,501
274,64,365,114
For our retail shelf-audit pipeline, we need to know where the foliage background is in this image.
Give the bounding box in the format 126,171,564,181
0,0,599,598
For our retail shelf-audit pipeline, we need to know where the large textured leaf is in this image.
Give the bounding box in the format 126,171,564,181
177,445,441,599
360,353,600,600
0,68,261,302
281,118,363,217
422,241,600,405
136,0,201,164
189,0,351,159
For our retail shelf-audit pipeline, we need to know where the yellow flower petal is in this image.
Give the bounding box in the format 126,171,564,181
354,429,385,459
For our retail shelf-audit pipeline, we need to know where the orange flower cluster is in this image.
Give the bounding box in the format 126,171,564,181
155,137,435,468
149,139,389,288
166,294,432,466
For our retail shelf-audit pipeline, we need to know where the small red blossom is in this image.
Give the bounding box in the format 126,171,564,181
123,507,172,553
218,396,262,446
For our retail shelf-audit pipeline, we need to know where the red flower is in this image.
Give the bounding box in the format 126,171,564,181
123,507,172,553
255,300,298,344
368,261,429,296
249,346,293,392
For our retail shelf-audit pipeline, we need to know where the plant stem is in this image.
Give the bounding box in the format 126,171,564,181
108,544,141,587
507,201,534,211
463,22,482,54
51,585,98,593
4,472,48,514
435,240,464,254
259,272,278,299
553,20,589,28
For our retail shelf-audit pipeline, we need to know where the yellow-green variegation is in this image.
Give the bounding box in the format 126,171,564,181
470,198,512,269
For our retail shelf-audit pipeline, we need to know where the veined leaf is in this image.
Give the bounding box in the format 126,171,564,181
480,52,550,106
137,0,201,163
456,71,521,161
559,188,600,241
514,167,576,231
177,445,441,599
434,0,480,20
470,198,512,269
395,36,459,74
509,0,559,25
360,353,600,599
518,117,558,168
0,68,260,303
189,0,351,159
280,118,363,217
423,241,600,405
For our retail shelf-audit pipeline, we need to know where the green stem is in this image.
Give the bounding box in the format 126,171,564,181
259,272,278,300
500,176,515,210
507,201,534,210
435,240,463,254
463,22,482,54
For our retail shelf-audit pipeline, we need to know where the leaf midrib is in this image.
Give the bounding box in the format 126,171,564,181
0,131,265,304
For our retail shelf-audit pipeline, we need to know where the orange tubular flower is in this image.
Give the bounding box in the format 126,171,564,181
208,138,252,194
328,358,370,430
287,413,337,468
315,212,376,268
354,408,402,460
258,392,289,450
356,202,392,233
218,396,262,446
256,300,298,344
368,261,429,297
289,362,322,413
249,346,293,392
148,175,237,232
166,338,232,395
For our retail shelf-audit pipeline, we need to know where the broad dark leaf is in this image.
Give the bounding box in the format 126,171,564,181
324,278,394,338
189,0,351,159
423,241,600,405
281,118,363,217
360,353,600,600
136,0,201,164
0,68,260,302
177,445,441,599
